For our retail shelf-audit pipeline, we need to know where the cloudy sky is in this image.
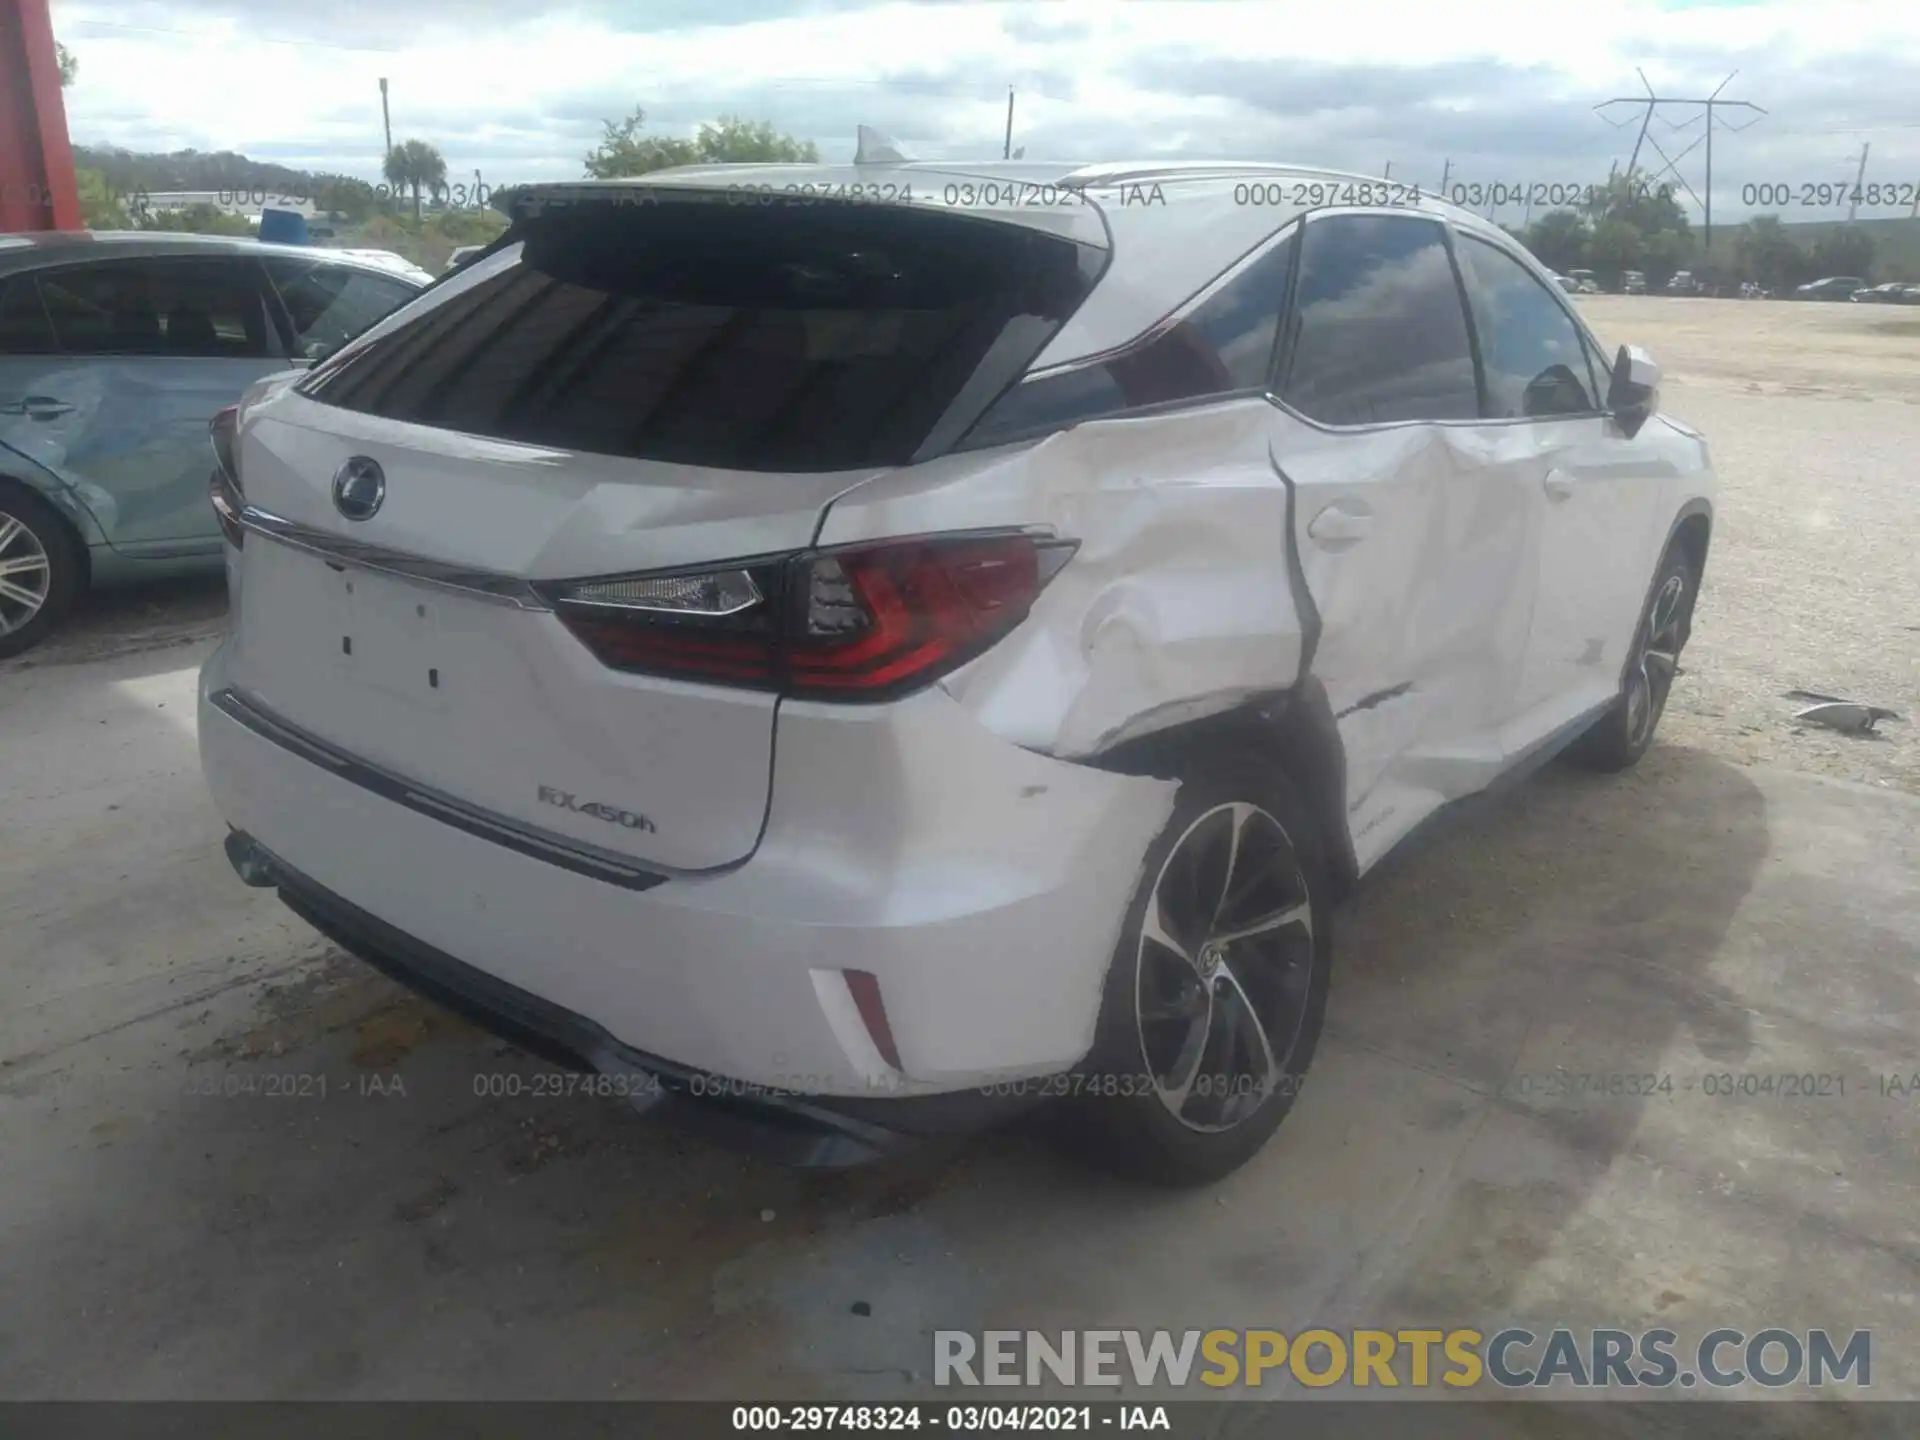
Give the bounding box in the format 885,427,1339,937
50,0,1920,225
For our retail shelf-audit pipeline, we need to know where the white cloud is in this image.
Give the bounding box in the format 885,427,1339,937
48,0,1920,222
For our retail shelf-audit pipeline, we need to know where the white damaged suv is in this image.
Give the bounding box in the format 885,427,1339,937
200,160,1714,1184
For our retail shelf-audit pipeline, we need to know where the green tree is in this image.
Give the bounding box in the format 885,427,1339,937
1733,215,1807,291
382,139,447,223
585,107,697,177
138,202,254,237
1639,228,1694,287
693,116,819,164
57,41,77,86
76,168,129,229
1809,226,1875,282
585,106,818,178
1588,217,1644,278
1523,209,1592,274
313,175,379,224
1584,171,1692,240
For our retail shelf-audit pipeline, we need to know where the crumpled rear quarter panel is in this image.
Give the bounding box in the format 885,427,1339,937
815,399,1308,759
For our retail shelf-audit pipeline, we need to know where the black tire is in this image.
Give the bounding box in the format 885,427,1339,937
1565,544,1697,773
1056,757,1333,1186
0,481,80,660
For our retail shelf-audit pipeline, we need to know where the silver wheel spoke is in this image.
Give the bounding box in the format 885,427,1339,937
1210,900,1314,947
1156,985,1215,1119
0,576,44,609
0,516,23,552
1142,890,1201,976
1135,799,1316,1134
1214,961,1278,1105
0,552,48,578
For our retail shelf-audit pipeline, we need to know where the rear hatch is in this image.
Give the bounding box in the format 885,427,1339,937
222,185,1105,872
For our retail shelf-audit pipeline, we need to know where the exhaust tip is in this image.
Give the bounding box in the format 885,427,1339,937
223,830,279,889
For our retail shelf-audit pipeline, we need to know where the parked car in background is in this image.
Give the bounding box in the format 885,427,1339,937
318,248,434,287
1794,276,1868,301
201,161,1715,1184
1623,270,1647,295
1552,272,1579,293
0,231,428,657
1665,271,1701,295
1898,284,1920,305
1566,269,1600,294
1850,281,1909,303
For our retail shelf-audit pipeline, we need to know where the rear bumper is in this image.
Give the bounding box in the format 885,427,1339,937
232,832,1026,1165
198,637,1174,1110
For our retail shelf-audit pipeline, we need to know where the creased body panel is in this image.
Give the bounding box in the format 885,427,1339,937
1276,409,1540,868
815,399,1307,759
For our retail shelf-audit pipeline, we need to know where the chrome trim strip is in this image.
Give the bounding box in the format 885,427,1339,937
237,505,552,611
209,687,671,894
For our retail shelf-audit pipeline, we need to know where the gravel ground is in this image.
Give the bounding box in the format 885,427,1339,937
8,295,1914,791
1580,295,1920,794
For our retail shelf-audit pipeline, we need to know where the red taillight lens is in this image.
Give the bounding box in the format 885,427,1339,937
786,536,1046,694
545,533,1074,701
208,405,243,548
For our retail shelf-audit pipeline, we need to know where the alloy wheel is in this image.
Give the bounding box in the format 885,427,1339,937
1625,572,1687,748
0,511,52,638
1135,801,1317,1134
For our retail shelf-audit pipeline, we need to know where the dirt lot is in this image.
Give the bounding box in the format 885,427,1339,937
1579,296,1919,794
2,296,1917,1421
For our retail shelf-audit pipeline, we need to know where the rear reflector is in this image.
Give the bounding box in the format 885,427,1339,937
542,532,1074,702
843,969,904,1072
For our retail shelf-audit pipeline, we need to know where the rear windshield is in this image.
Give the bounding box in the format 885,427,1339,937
297,198,1104,472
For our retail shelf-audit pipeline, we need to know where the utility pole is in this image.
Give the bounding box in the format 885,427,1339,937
1847,142,1870,223
1438,157,1450,199
1003,87,1014,160
1597,72,1763,253
379,78,393,161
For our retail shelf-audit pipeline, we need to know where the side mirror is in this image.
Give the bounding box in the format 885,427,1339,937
1607,344,1660,438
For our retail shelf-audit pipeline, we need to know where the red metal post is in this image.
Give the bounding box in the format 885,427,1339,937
1,0,83,232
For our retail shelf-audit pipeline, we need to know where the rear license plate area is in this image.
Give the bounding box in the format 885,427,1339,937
332,566,451,712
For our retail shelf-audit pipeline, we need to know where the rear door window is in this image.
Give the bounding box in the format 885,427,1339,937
32,257,278,358
1278,214,1480,426
300,200,1104,472
964,229,1297,446
264,258,420,361
0,275,58,354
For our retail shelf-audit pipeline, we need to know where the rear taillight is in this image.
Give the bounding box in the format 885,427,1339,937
208,405,243,548
543,532,1075,701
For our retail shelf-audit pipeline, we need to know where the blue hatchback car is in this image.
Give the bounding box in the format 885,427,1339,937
0,232,428,656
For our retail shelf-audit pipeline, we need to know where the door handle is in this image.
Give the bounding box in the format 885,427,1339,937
0,396,76,421
1307,502,1374,549
1543,468,1575,502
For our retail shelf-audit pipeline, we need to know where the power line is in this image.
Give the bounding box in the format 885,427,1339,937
1596,70,1765,251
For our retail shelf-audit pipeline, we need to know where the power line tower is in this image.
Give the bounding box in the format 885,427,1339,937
1595,69,1765,252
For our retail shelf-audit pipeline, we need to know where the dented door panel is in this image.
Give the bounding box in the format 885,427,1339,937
1275,411,1540,866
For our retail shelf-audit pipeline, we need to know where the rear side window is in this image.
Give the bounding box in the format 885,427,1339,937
265,259,419,361
1279,214,1479,426
300,201,1103,472
0,276,58,354
31,257,275,359
1454,235,1601,418
964,230,1297,447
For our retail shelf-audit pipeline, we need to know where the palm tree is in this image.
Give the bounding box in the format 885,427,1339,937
382,139,448,223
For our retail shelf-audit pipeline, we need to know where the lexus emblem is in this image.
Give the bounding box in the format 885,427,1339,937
331,456,386,522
